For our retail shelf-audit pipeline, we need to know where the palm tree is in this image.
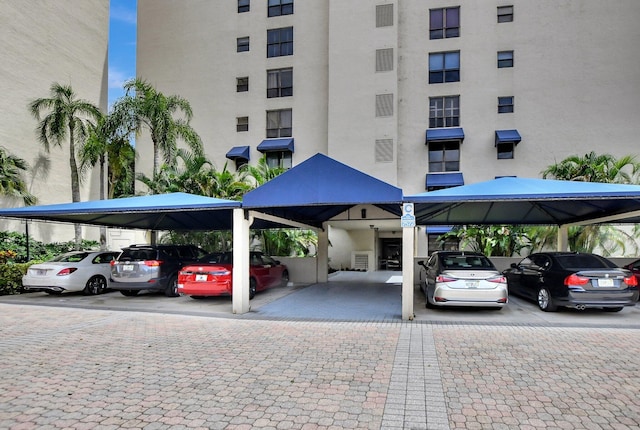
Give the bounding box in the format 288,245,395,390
0,146,36,205
113,78,203,179
242,155,286,187
542,151,640,184
29,83,101,247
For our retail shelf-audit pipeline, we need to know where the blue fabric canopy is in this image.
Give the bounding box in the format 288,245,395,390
425,127,465,143
0,193,241,231
405,177,640,225
495,129,521,145
426,172,464,188
226,146,250,160
243,153,403,227
257,138,294,152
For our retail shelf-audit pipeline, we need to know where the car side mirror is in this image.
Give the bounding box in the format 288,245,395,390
418,260,426,267
510,263,517,269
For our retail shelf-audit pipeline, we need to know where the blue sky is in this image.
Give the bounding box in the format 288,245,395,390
108,0,137,106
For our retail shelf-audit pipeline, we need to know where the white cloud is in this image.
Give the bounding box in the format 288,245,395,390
108,66,133,90
111,5,137,25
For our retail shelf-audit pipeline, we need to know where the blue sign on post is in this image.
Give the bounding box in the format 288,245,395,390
401,203,416,228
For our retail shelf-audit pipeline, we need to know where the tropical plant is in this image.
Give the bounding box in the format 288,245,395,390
113,78,203,178
438,225,529,257
29,83,101,248
0,146,36,205
242,155,286,186
542,151,640,184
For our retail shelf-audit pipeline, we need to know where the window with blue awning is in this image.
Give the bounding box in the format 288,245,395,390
257,138,295,152
425,127,465,143
495,129,521,145
425,172,464,190
226,146,250,160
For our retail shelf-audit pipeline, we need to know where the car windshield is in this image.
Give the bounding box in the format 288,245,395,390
555,254,615,269
200,253,232,264
442,255,494,269
51,252,90,263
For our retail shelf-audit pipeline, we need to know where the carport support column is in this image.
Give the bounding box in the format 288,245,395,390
232,208,251,314
402,226,415,320
557,225,569,251
317,224,329,283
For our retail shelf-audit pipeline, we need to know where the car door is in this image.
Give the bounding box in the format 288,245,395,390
519,255,550,300
425,254,440,297
506,256,537,299
261,254,282,288
249,252,271,289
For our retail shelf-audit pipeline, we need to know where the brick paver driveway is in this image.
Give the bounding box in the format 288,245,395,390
0,300,639,429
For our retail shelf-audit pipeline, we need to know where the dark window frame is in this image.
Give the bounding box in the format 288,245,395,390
238,0,250,13
497,5,514,23
497,142,515,159
237,36,250,52
498,51,514,68
236,116,249,132
428,141,460,172
498,96,514,113
267,68,293,98
267,27,294,58
429,95,460,128
429,51,460,84
266,108,292,138
268,0,294,17
265,151,292,169
236,77,249,92
429,7,460,39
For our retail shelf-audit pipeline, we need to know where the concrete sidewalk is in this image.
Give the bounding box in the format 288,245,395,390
0,303,639,429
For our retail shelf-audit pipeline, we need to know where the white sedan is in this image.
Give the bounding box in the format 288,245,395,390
418,251,509,309
22,251,119,295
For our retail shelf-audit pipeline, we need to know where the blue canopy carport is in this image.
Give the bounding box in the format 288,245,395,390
405,176,640,250
0,192,241,231
239,153,406,315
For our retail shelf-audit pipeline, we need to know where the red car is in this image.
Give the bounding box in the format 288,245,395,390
177,251,289,299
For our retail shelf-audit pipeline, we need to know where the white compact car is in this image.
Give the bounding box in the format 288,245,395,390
22,251,119,295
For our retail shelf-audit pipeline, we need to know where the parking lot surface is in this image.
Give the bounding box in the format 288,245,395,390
1,275,639,429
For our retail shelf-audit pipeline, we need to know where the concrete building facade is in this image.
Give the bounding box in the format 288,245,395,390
0,0,110,244
135,0,640,267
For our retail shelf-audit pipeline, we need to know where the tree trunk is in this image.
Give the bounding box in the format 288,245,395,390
69,124,82,249
99,154,107,250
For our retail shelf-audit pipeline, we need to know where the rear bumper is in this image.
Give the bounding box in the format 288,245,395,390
557,289,638,309
177,281,232,296
109,277,169,292
433,284,508,307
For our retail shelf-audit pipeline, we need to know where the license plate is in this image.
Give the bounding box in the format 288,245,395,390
36,269,47,276
196,274,208,282
122,264,134,272
465,281,479,288
598,278,614,287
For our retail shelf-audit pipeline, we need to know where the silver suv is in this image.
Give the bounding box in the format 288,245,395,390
110,244,207,297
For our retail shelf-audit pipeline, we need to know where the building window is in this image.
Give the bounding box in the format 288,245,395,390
376,48,394,72
237,36,250,52
235,158,249,170
237,77,249,92
429,51,460,84
497,142,514,159
266,109,292,138
268,0,293,17
498,96,514,113
497,6,513,23
376,94,394,117
428,141,460,172
267,27,293,58
238,0,250,13
430,7,460,39
376,4,393,27
237,116,249,132
267,68,293,98
266,151,292,169
429,96,459,128
498,51,514,68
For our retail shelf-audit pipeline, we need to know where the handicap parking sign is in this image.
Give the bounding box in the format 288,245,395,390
401,203,415,228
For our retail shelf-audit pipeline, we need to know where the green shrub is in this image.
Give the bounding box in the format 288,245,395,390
0,262,31,295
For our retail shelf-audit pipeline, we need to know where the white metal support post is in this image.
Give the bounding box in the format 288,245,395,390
401,203,416,320
232,208,251,314
557,225,569,251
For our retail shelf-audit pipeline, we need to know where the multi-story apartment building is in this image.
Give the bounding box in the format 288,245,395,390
136,0,640,265
0,0,109,244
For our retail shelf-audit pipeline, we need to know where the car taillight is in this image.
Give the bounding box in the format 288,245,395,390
565,274,589,286
110,260,116,266
144,260,162,267
57,268,78,276
487,276,507,284
436,275,456,283
624,275,638,286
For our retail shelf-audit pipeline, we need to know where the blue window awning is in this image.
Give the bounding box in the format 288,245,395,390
226,146,250,160
495,129,522,145
257,138,294,153
426,172,464,189
426,226,453,235
425,127,465,143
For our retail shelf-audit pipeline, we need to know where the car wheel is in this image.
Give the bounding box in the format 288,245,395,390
249,277,257,299
537,287,557,312
281,270,290,287
120,290,139,297
83,275,107,295
164,275,179,297
603,307,624,312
